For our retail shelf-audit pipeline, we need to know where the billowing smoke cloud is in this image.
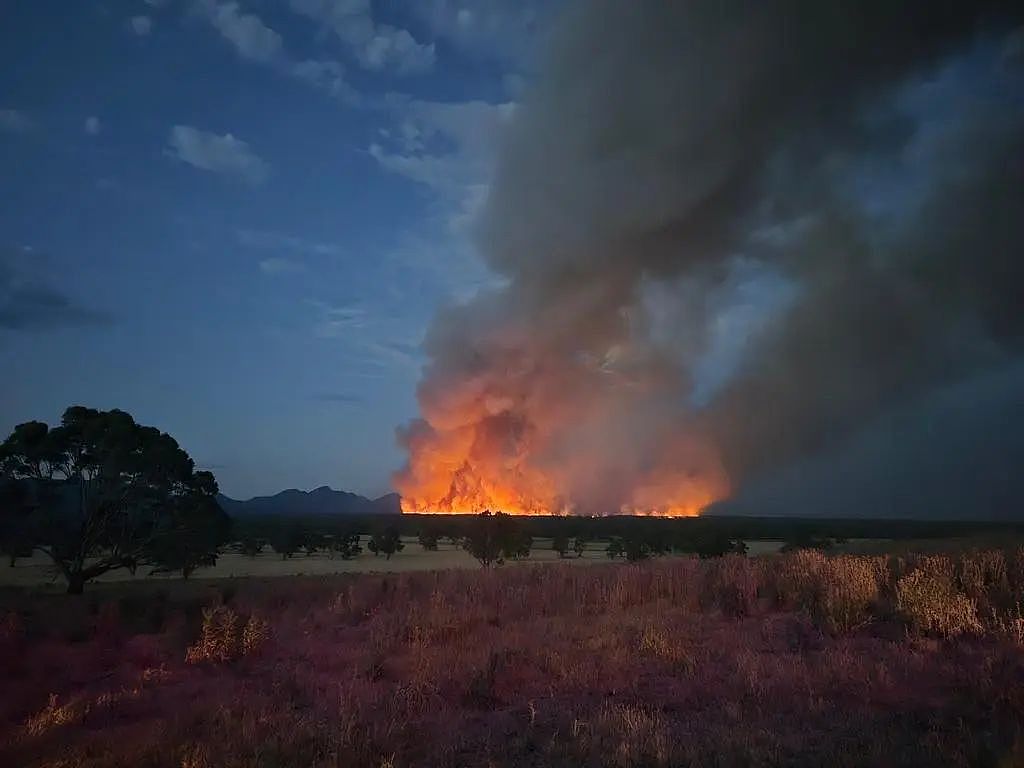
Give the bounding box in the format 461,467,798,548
714,362,1024,520
396,0,1024,517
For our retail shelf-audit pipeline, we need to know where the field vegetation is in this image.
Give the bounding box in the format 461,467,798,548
5,406,1024,765
3,547,1024,767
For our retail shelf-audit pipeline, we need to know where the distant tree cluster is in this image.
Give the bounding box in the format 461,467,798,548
368,527,404,559
604,537,655,561
551,534,590,558
329,533,363,559
693,535,749,559
603,532,747,561
552,535,570,558
261,522,363,560
573,536,587,557
461,511,535,567
780,532,845,553
235,534,265,559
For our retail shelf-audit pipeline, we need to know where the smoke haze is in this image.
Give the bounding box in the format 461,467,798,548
397,0,1024,517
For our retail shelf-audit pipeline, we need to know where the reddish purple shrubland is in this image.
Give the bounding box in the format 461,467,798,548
2,551,1023,767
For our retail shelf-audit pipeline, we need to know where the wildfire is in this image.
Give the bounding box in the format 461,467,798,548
395,393,730,517
395,278,731,517
396,414,568,515
397,453,725,516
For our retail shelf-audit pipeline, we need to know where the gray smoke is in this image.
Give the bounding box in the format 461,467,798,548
713,362,1024,520
400,0,1024,517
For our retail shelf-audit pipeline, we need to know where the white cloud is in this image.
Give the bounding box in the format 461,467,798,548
289,59,359,103
84,116,101,136
361,28,435,74
167,125,269,184
307,300,369,337
195,1,356,102
130,15,153,36
259,257,306,275
380,229,501,305
288,0,435,75
196,0,281,62
411,0,547,64
0,109,32,133
360,98,517,309
369,99,514,232
362,339,423,369
305,298,426,373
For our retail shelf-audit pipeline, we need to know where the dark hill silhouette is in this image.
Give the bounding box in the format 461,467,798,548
218,486,400,516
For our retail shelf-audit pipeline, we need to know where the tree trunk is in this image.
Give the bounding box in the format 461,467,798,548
66,573,86,594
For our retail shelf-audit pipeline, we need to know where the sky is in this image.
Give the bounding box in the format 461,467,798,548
3,3,1020,518
0,0,554,500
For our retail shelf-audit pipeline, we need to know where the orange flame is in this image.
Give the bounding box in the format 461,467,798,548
395,395,729,516
395,286,730,517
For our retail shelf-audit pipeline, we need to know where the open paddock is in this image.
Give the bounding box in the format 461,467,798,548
2,547,1024,767
0,537,790,590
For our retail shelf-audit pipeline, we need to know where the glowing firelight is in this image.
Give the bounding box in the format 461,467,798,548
393,285,732,518
395,416,729,517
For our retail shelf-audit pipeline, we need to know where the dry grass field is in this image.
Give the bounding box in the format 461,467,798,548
2,547,1024,767
0,538,788,589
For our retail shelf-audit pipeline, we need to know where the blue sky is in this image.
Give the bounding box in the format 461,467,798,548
0,0,550,499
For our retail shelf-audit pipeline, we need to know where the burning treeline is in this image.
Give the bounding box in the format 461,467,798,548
396,1,1024,516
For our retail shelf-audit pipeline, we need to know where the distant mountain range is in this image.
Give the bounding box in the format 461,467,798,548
217,486,401,517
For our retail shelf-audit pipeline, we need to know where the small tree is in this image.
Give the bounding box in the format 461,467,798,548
328,532,362,559
695,534,748,559
606,538,625,559
624,537,652,562
269,523,305,560
2,537,33,567
148,489,232,578
552,535,570,558
368,528,404,560
780,534,835,553
0,477,35,566
235,535,264,558
502,531,532,561
302,530,325,557
462,510,510,568
418,530,439,551
573,536,587,558
648,537,671,556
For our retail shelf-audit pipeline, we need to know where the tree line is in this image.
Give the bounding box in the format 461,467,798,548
229,511,749,568
6,406,1020,594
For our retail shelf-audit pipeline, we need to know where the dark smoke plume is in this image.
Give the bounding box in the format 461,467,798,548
398,0,1024,517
